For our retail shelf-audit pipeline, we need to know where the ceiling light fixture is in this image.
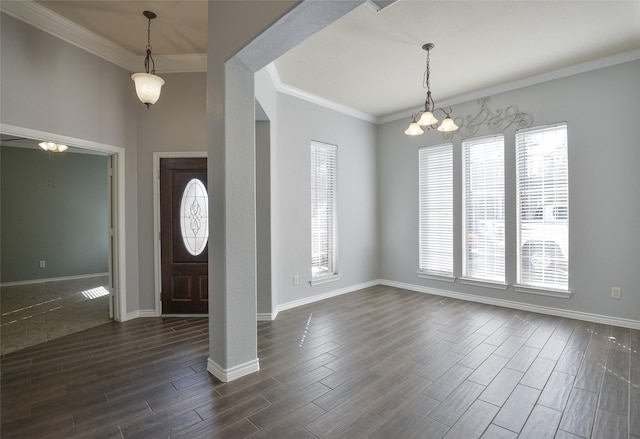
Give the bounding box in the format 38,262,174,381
39,141,68,152
131,10,164,108
39,141,67,189
405,43,458,136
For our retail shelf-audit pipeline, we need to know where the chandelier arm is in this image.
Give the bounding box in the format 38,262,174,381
406,43,457,136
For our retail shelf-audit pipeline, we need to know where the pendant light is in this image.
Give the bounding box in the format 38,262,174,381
405,43,458,135
131,11,164,108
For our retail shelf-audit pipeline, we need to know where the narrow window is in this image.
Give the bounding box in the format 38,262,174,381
419,144,454,278
310,141,338,282
462,135,505,283
516,123,569,291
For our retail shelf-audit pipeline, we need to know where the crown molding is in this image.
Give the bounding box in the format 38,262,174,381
380,48,640,125
5,1,637,121
267,64,378,124
0,0,206,73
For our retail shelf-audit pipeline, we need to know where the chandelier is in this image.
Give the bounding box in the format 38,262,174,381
39,141,68,188
405,43,458,135
131,11,165,108
39,141,68,152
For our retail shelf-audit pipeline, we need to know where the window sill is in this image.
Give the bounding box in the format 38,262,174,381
416,271,455,282
514,284,571,299
310,274,340,286
460,278,508,290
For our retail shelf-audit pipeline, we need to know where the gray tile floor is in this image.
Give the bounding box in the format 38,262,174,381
0,275,111,355
0,285,638,437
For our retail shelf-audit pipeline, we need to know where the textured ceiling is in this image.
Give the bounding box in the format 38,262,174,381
12,1,640,119
36,0,208,55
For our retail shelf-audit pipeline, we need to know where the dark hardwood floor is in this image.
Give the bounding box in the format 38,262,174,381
1,285,638,438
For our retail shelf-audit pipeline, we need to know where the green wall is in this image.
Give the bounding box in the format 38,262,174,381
1,146,109,283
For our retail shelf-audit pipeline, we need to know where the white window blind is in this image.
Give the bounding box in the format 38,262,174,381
311,141,337,279
462,135,505,283
419,144,453,277
516,123,568,290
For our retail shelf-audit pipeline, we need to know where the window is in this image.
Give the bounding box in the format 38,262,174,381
419,144,453,278
310,141,338,282
516,123,568,291
462,135,505,283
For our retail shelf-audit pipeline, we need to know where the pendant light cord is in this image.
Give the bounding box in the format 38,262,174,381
144,15,156,74
422,46,435,112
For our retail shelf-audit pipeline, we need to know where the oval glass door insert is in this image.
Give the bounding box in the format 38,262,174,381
180,178,209,256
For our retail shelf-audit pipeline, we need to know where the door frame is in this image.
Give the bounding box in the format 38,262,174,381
153,151,207,315
1,123,127,321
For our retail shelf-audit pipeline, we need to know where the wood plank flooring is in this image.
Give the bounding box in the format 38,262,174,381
1,285,638,438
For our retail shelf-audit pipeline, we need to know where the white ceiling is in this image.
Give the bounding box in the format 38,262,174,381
4,1,640,121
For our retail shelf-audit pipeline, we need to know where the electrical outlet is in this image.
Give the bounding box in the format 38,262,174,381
611,287,621,299
293,275,299,285
39,260,46,268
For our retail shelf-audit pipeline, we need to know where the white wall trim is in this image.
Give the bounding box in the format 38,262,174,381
207,357,260,383
266,64,377,124
0,272,109,287
152,152,208,316
0,1,206,73
380,49,640,124
123,309,159,321
257,312,278,321
275,279,379,314
5,1,637,124
379,279,640,330
1,123,127,323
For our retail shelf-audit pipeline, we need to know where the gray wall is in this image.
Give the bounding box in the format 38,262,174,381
256,120,272,315
135,72,207,311
272,92,379,306
0,13,141,314
378,60,640,321
1,14,208,314
1,146,108,283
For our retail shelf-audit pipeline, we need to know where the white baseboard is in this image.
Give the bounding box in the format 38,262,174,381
257,312,278,321
207,357,260,382
275,279,380,314
123,309,158,321
0,272,109,287
379,279,640,330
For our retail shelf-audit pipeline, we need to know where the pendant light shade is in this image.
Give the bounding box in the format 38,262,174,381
404,121,425,136
417,111,438,127
132,73,165,106
132,11,164,108
437,116,459,133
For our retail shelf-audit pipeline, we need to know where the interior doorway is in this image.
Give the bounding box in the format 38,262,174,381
0,124,126,320
0,126,125,353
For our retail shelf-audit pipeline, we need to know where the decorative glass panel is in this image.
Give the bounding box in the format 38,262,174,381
180,178,208,256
